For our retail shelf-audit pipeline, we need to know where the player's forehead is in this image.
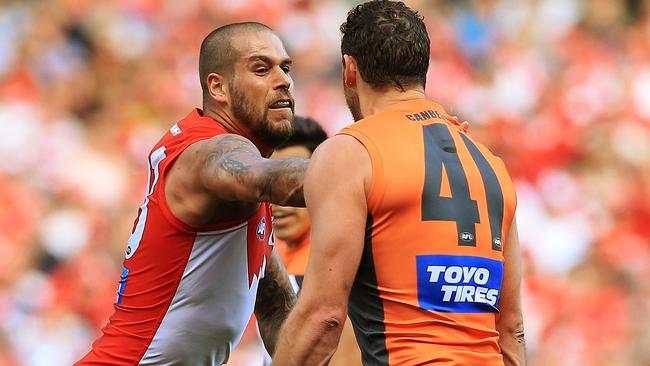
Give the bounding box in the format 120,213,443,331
232,30,290,65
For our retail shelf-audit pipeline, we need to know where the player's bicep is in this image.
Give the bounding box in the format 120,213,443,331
199,134,265,200
199,134,307,205
299,136,370,311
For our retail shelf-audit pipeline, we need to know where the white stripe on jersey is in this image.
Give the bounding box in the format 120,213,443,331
139,226,260,365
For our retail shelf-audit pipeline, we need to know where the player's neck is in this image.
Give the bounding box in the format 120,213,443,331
203,104,244,134
201,104,273,157
359,85,426,119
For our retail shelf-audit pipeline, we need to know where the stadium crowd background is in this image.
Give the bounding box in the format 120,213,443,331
0,0,648,365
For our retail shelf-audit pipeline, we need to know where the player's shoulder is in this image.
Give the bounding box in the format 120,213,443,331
461,131,505,164
310,135,370,179
155,109,214,148
312,134,367,164
201,133,260,156
161,112,260,172
173,134,260,174
176,110,227,138
171,109,259,157
308,134,372,193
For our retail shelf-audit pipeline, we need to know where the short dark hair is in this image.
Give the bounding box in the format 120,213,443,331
199,22,272,97
276,116,328,154
340,0,430,90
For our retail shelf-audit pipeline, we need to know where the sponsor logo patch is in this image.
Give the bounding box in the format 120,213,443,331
416,255,503,313
460,232,474,242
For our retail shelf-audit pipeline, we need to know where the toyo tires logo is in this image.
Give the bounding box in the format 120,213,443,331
416,254,503,313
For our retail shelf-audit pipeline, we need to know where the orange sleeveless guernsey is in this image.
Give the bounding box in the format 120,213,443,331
339,99,516,366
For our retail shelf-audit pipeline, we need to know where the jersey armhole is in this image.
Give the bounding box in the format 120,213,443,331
338,128,385,214
156,136,251,233
495,157,517,253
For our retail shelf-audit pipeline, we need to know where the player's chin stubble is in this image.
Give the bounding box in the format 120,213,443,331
258,114,294,148
230,86,293,148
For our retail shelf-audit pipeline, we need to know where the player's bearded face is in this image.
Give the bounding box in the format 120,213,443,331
230,80,294,148
343,79,363,122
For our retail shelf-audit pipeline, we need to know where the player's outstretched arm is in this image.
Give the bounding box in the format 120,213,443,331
272,135,370,366
497,219,526,365
255,250,297,356
199,134,307,206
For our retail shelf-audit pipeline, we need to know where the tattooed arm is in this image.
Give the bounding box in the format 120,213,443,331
199,134,307,206
255,250,297,356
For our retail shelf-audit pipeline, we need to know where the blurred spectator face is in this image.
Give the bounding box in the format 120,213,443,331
271,145,311,246
229,30,295,148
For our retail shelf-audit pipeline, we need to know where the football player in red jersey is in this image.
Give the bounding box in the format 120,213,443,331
77,22,302,365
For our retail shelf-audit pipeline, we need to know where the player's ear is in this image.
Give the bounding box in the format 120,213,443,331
207,72,228,105
343,54,357,88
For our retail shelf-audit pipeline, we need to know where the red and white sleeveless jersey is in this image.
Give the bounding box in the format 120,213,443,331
76,109,274,365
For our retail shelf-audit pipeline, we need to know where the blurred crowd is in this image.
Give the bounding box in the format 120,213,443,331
0,0,648,365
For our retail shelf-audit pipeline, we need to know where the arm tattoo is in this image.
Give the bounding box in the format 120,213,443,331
203,135,308,206
205,135,257,180
257,158,307,206
219,157,248,175
255,254,297,356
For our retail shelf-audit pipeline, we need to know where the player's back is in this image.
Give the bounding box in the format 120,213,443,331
339,99,516,366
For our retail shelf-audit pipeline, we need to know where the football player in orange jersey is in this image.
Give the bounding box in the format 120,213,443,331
273,1,525,366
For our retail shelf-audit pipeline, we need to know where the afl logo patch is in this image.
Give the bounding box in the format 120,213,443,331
256,218,266,241
460,232,474,242
493,237,502,250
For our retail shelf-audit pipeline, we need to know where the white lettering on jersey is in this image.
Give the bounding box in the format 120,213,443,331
427,265,499,306
126,146,166,259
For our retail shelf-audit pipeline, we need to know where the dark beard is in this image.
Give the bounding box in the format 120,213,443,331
343,84,363,122
230,85,294,148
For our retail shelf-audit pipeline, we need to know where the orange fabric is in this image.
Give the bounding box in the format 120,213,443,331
275,237,310,276
339,99,517,366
